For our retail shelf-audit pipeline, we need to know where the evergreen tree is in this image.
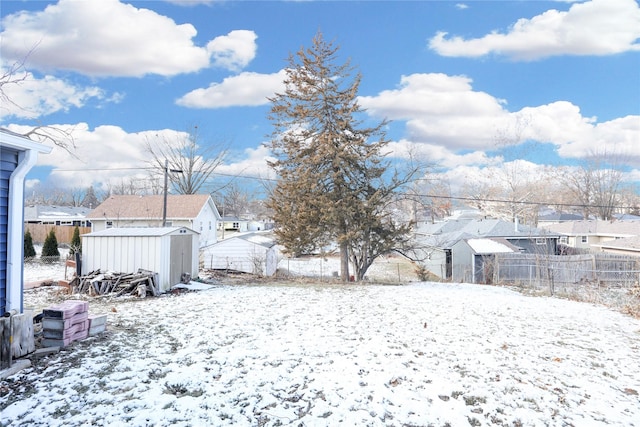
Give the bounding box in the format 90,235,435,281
266,32,422,281
69,225,81,256
81,185,100,208
24,229,36,259
42,229,60,262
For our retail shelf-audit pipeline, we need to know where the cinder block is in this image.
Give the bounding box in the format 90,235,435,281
42,337,73,348
88,314,108,336
42,312,89,330
43,320,89,340
43,300,89,319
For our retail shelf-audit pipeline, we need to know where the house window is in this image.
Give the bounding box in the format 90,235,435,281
200,221,203,232
209,221,212,230
106,221,113,229
165,221,173,227
233,222,239,229
559,236,568,244
580,236,588,243
535,238,546,245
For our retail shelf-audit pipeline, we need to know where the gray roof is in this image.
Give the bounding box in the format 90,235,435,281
416,218,557,249
538,213,583,222
545,220,640,237
592,235,640,252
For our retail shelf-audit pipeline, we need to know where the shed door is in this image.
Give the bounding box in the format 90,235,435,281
0,147,19,315
170,235,192,285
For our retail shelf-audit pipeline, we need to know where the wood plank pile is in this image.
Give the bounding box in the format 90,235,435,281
71,269,160,297
41,300,108,348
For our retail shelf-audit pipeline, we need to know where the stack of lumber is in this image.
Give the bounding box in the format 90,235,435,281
42,300,89,347
41,300,108,348
71,269,160,297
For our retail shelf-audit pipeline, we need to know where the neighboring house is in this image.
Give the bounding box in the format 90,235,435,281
202,232,279,276
0,128,52,316
24,204,92,226
87,194,220,248
412,218,559,282
218,216,249,233
82,227,200,292
541,220,640,252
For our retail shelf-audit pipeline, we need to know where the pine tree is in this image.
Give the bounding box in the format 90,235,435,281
24,229,36,259
266,32,422,281
69,225,81,256
42,229,60,262
81,185,100,208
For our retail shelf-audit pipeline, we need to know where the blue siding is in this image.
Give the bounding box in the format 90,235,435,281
0,148,19,316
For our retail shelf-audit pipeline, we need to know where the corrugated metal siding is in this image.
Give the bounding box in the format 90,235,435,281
0,148,19,315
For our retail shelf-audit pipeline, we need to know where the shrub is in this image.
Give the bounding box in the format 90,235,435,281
42,229,60,262
69,225,82,256
24,230,36,259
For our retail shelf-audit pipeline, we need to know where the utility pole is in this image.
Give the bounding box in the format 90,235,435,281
162,159,183,227
162,159,169,227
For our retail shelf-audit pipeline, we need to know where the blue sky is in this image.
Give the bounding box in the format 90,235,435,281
1,0,639,197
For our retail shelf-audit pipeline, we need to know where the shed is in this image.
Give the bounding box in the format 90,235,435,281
203,232,278,276
451,238,520,284
81,227,199,292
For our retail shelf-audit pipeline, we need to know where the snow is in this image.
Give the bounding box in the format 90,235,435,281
3,257,640,427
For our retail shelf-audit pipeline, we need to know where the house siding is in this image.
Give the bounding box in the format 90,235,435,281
0,147,19,316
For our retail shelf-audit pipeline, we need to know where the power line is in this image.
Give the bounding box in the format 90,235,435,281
48,167,637,210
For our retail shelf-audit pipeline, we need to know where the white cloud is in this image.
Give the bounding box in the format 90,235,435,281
360,73,640,168
177,70,286,108
429,0,640,60
216,145,275,180
359,73,510,150
0,0,255,77
207,30,258,72
455,4,469,10
0,64,115,120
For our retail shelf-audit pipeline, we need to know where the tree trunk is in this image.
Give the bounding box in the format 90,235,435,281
340,240,350,282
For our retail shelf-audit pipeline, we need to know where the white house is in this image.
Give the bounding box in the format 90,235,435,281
87,194,220,248
81,227,200,292
0,129,51,315
203,232,279,276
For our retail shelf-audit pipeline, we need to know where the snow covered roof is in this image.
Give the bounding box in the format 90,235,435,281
24,205,92,221
465,238,519,254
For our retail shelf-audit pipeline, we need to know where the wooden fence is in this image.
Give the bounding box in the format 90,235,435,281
494,253,640,289
24,224,91,245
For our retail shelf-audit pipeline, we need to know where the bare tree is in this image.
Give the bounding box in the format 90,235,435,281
219,183,252,218
1,53,78,152
145,125,229,195
556,148,629,220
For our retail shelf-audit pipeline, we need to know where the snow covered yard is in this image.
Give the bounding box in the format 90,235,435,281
2,282,640,426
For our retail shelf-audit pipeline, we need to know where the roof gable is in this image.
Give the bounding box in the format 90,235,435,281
87,194,215,220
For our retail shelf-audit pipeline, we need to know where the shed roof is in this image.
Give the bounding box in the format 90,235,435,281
87,194,215,220
466,238,520,254
82,226,198,237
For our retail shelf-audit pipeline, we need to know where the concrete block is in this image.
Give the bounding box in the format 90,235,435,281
42,311,89,330
43,300,89,319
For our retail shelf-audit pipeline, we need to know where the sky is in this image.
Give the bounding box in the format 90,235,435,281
1,0,639,198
